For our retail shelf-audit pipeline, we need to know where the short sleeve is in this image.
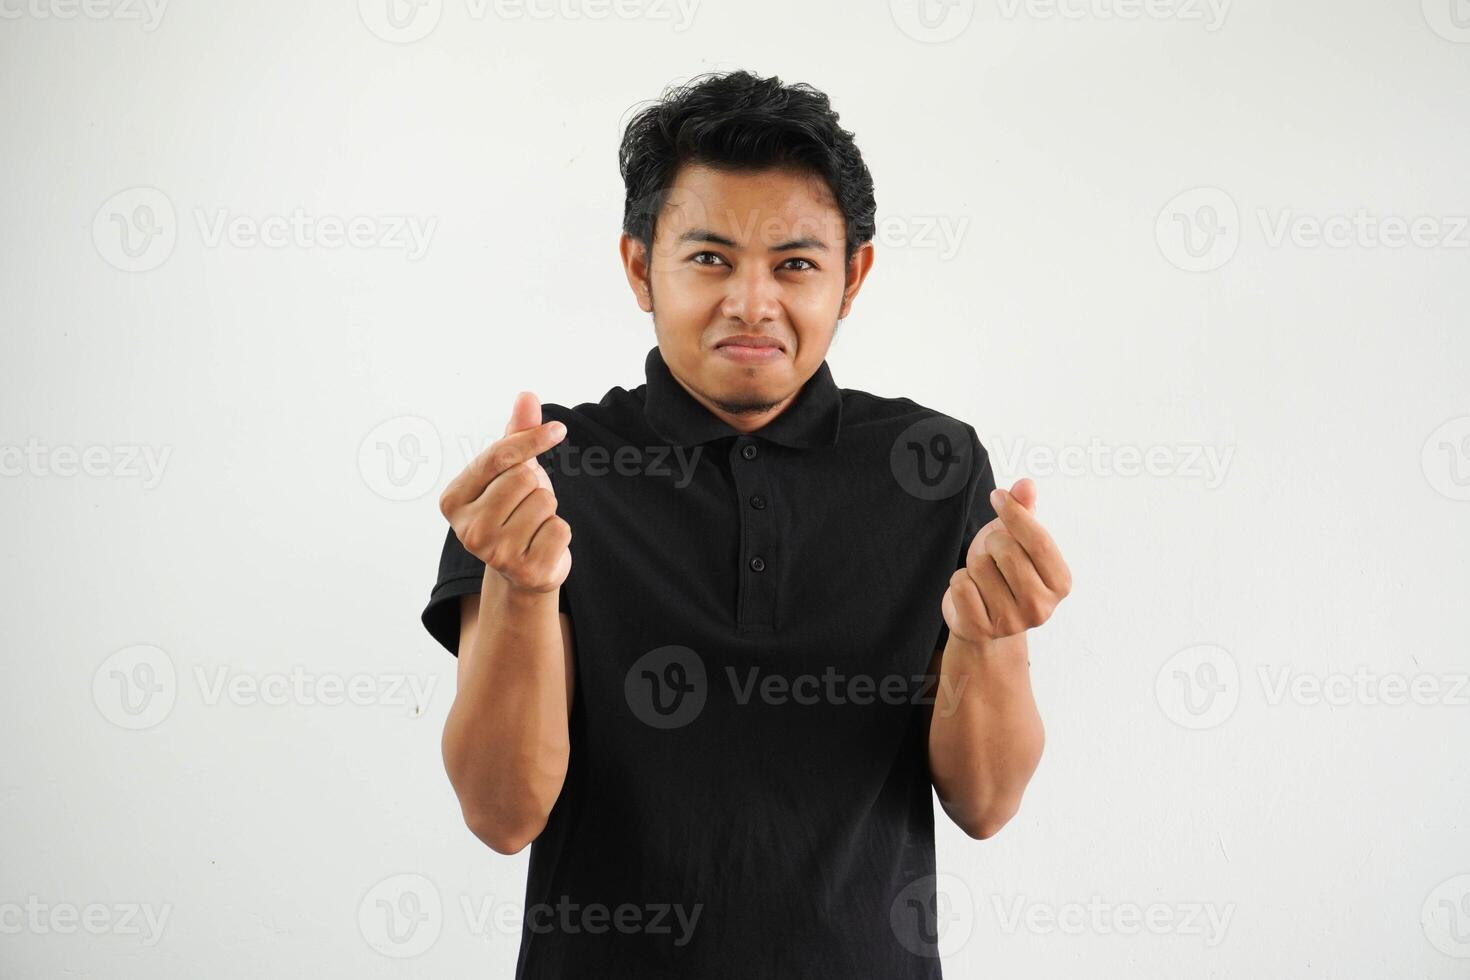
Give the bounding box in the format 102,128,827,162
955,426,999,571
932,424,998,652
419,525,572,657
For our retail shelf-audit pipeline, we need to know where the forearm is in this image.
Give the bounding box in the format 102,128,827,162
442,571,569,853
927,630,1044,839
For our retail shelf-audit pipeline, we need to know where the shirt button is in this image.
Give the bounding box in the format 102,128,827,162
749,556,766,572
749,494,766,510
740,444,758,460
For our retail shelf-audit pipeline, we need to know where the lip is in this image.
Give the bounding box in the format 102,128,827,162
715,334,785,351
715,344,785,364
714,337,786,365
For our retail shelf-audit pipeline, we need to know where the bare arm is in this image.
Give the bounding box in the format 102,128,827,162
436,391,575,854
926,632,1044,839
927,478,1070,839
442,587,575,854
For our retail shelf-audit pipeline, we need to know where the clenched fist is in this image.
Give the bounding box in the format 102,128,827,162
941,477,1071,644
438,391,572,594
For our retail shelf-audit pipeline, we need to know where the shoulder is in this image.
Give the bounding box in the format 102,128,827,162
836,386,985,453
539,383,650,445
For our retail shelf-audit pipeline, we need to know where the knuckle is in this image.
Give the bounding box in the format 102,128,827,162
488,444,522,476
526,487,557,518
457,522,485,557
503,463,537,494
1021,597,1048,625
485,539,516,571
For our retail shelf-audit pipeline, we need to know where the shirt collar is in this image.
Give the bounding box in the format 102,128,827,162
642,344,843,450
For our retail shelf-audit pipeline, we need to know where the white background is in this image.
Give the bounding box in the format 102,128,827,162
3,0,1468,976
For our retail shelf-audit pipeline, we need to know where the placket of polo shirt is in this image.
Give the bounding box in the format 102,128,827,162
731,435,776,632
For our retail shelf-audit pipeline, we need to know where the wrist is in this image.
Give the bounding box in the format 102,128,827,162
947,630,1031,668
481,568,560,611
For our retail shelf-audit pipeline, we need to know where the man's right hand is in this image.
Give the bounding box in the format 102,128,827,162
438,391,572,594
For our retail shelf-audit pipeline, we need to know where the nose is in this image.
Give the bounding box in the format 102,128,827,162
719,260,783,327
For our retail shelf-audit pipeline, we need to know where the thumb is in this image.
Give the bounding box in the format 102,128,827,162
503,390,543,437
1007,477,1038,513
502,391,555,493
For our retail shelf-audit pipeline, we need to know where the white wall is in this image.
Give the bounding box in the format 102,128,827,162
2,0,1468,976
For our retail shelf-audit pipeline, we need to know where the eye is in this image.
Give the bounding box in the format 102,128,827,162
691,251,727,267
782,258,817,272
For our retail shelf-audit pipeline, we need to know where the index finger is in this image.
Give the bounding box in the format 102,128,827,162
989,488,1068,593
442,420,566,513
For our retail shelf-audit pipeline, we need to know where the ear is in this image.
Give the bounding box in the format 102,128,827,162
838,240,876,319
619,232,654,314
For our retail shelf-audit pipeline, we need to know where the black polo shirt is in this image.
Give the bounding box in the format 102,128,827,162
421,344,998,979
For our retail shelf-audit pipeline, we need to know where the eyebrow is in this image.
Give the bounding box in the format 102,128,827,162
676,229,830,252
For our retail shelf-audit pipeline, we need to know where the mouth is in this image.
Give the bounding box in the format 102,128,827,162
714,334,786,364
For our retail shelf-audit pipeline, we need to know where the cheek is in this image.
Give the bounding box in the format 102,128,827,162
787,275,846,318
654,271,719,318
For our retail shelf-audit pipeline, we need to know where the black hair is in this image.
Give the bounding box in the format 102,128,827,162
618,70,877,265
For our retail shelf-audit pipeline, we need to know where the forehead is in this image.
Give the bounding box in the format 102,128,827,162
657,163,844,249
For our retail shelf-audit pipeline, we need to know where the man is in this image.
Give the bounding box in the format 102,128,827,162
422,70,1071,979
